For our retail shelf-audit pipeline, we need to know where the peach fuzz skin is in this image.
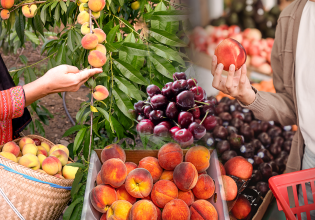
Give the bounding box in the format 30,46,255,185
93,28,106,43
192,174,215,200
159,170,173,181
2,141,20,157
106,200,132,220
0,152,17,163
50,149,68,166
96,171,103,185
231,195,251,219
138,156,163,183
21,5,37,18
125,162,137,175
125,168,153,198
178,190,195,207
92,44,107,55
81,33,99,50
101,144,126,163
222,175,237,201
151,180,178,208
190,200,218,220
49,144,69,157
224,156,253,179
162,199,190,220
1,9,10,20
185,145,210,173
100,158,127,188
93,85,109,100
129,200,157,220
173,162,198,191
90,185,117,213
62,164,79,179
158,143,183,170
88,51,107,68
19,154,40,170
77,11,89,25
19,137,35,150
116,184,137,204
88,0,105,12
1,0,14,9
42,156,61,175
37,146,48,157
22,143,38,156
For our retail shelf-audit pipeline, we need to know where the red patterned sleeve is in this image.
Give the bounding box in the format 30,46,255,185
0,86,25,121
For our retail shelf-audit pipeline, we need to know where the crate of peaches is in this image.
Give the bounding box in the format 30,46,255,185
88,142,254,220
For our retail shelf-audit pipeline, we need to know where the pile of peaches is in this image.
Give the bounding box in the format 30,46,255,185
0,137,78,179
90,142,254,220
190,25,274,75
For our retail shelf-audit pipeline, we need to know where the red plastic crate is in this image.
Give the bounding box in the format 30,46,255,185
269,168,315,220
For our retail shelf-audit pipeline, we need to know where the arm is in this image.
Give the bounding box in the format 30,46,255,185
0,86,25,121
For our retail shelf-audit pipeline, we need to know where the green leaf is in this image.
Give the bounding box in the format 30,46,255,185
150,10,188,22
151,2,167,31
34,14,44,36
120,42,149,56
131,56,145,70
110,115,124,139
60,1,67,13
28,121,35,134
71,169,83,198
117,17,135,32
55,5,60,21
105,42,119,52
150,44,185,65
15,12,25,46
25,31,40,45
41,105,54,118
113,59,147,85
76,105,88,123
83,132,92,160
67,30,74,52
73,127,88,154
56,45,65,65
118,0,124,6
149,54,175,79
35,119,45,137
103,20,114,35
63,125,85,137
51,1,58,10
19,55,27,65
92,117,101,137
95,107,113,133
150,28,186,47
113,87,134,120
66,163,85,169
114,76,142,100
63,198,82,220
107,25,120,43
40,8,47,25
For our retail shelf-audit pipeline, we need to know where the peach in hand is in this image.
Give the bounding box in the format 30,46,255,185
178,190,195,207
1,0,14,9
151,180,178,208
214,38,247,71
93,85,109,100
22,143,38,156
173,162,198,191
125,168,153,198
117,184,137,204
19,137,35,150
42,156,61,175
224,156,253,179
185,146,210,173
222,175,237,201
101,144,126,163
93,28,106,43
22,5,37,18
88,51,107,68
19,154,40,170
106,200,132,220
138,156,163,183
158,143,183,170
129,200,157,220
190,200,218,220
62,164,79,179
162,199,190,220
50,149,68,166
192,174,215,200
125,162,137,175
88,0,105,12
101,158,127,188
90,184,117,213
2,141,20,157
0,152,17,162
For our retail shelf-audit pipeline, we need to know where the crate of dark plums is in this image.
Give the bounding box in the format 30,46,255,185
208,96,295,219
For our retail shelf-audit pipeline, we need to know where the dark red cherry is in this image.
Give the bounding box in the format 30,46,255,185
202,115,217,131
153,125,170,137
220,97,232,105
172,80,188,95
201,101,215,117
33,138,41,146
176,91,195,110
174,129,194,148
178,112,194,128
228,133,244,151
230,118,244,129
191,86,206,101
207,96,218,106
188,122,206,140
170,126,180,138
151,94,168,110
146,85,161,97
165,102,179,120
213,126,228,140
136,119,154,134
187,78,198,89
173,72,186,81
162,82,173,100
190,105,201,119
137,114,145,122
134,101,145,115
215,103,229,115
143,105,152,119
216,140,230,154
158,121,172,130
149,110,164,125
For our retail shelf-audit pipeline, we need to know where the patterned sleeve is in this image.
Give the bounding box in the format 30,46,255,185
0,86,25,121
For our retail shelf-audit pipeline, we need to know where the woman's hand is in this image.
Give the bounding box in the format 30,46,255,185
211,55,256,106
23,65,103,106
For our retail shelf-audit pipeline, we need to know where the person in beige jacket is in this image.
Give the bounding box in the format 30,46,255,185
211,0,314,218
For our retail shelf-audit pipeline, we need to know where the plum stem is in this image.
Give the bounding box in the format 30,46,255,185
200,111,209,125
195,100,209,105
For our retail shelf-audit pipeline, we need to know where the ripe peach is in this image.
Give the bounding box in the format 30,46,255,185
101,158,127,188
19,154,40,170
62,164,79,179
190,200,218,220
173,162,198,191
158,143,183,170
100,213,107,220
160,170,173,181
96,171,103,185
214,38,247,71
51,156,62,172
185,146,210,173
42,156,61,175
79,3,88,12
101,144,126,163
22,144,38,156
2,141,20,157
22,4,37,18
1,0,14,9
49,144,69,157
81,22,93,35
151,180,178,208
54,173,65,179
156,206,162,220
0,9,9,19
162,199,190,220
90,185,117,213
41,142,51,153
219,161,226,175
231,195,251,219
117,184,137,204
93,28,106,43
79,0,88,3
243,28,262,41
106,200,132,220
192,174,215,200
37,154,46,168
125,162,137,175
88,0,105,12
77,11,89,25
224,156,253,179
92,11,101,19
88,50,107,68
93,85,109,100
143,194,151,201
37,146,48,157
222,175,237,201
0,152,17,162
198,171,207,176
50,149,68,166
92,44,106,55
138,156,163,183
19,137,35,150
178,190,194,207
125,168,153,198
129,200,157,220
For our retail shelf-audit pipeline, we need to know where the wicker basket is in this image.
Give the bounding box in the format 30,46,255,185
0,135,74,220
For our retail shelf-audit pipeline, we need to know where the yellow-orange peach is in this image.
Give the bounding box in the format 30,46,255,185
129,200,157,220
79,3,88,12
185,146,210,173
19,137,35,150
231,194,251,219
125,162,137,175
92,44,106,55
92,84,109,100
151,180,178,208
93,28,106,43
143,194,151,201
22,4,37,18
138,156,163,183
49,144,69,157
162,199,190,220
173,162,198,191
101,158,127,188
0,9,9,20
50,149,68,166
96,171,103,185
178,190,195,207
190,200,218,220
92,11,101,19
88,50,106,68
125,168,153,198
22,143,38,156
106,200,132,220
38,154,46,168
42,156,61,175
62,164,79,179
2,141,20,157
54,173,65,179
222,175,237,201
160,170,173,181
88,0,105,12
37,146,48,157
51,156,62,172
158,143,183,170
79,0,88,3
224,156,253,179
1,0,14,9
198,171,207,176
81,22,93,35
0,152,17,162
117,184,137,204
41,142,51,153
192,174,215,200
19,154,40,170
77,11,89,25
101,144,126,163
90,185,117,213
17,157,21,162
